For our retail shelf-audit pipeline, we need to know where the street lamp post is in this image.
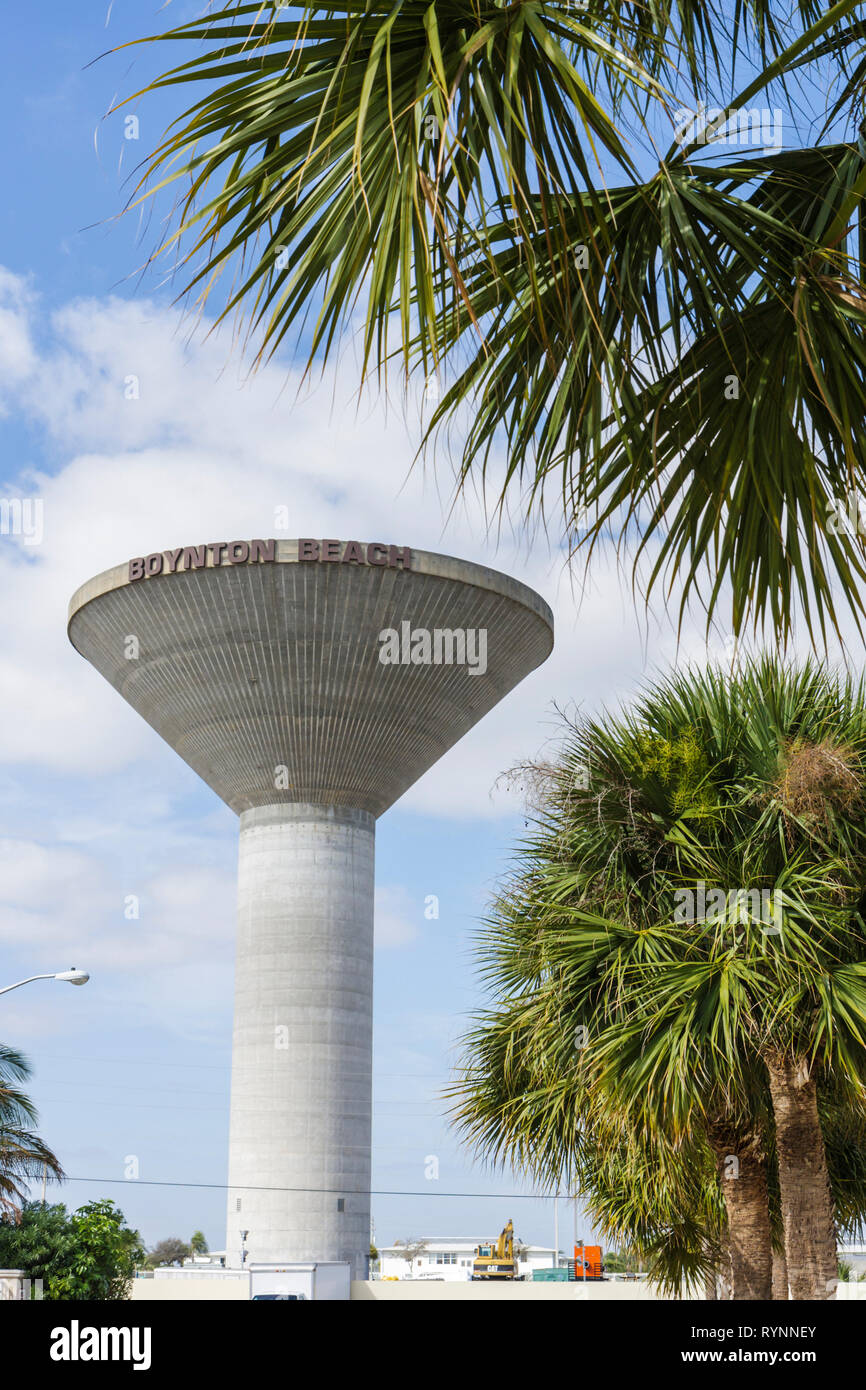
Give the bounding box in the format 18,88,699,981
0,969,89,997
0,966,89,1209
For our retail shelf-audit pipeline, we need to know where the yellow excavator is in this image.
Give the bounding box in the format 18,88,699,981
471,1220,521,1280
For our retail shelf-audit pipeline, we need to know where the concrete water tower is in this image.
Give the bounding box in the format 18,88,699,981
68,537,553,1277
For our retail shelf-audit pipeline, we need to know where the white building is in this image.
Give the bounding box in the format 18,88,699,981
181,1252,227,1269
378,1237,558,1282
839,1243,866,1279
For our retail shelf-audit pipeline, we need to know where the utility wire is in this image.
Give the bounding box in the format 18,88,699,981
33,1053,442,1080
60,1175,569,1200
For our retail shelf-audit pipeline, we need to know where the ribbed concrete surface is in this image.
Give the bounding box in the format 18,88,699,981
67,542,554,816
225,805,374,1277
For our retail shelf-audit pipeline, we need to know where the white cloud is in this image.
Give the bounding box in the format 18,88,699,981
0,838,94,909
374,884,420,950
0,277,663,820
0,834,236,1038
0,268,37,390
0,265,854,830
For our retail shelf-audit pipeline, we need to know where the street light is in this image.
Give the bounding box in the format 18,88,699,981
0,967,90,997
0,966,89,1211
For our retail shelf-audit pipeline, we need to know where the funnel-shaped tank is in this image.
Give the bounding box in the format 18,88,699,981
68,538,553,1278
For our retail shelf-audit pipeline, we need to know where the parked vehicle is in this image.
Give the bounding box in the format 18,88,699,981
248,1262,350,1301
471,1220,521,1280
251,1292,307,1301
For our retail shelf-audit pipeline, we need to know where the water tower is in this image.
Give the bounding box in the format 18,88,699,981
68,537,553,1277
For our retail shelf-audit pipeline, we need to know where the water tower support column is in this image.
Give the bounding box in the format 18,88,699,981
224,803,375,1278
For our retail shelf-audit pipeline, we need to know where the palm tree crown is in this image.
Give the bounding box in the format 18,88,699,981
450,657,866,1297
126,1,866,638
0,1044,64,1219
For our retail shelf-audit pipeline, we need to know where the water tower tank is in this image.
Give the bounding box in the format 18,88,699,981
68,537,553,1276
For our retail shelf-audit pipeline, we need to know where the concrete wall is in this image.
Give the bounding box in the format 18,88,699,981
356,1281,866,1301
351,1280,686,1300
129,1276,669,1301
225,804,375,1279
0,1271,24,1301
131,1277,249,1302
127,1276,866,1302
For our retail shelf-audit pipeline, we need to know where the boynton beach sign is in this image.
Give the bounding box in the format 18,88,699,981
127,538,413,582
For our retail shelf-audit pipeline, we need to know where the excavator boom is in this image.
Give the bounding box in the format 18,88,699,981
471,1218,520,1280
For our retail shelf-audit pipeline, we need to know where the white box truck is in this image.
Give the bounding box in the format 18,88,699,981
248,1262,351,1301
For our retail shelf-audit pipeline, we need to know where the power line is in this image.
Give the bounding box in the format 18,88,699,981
60,1175,566,1200
32,1053,445,1081
32,1054,230,1072
36,1095,442,1113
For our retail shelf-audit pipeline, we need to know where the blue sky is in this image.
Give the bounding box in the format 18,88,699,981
0,2,855,1258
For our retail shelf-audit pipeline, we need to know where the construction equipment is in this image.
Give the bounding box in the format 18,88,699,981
471,1220,521,1280
573,1245,604,1280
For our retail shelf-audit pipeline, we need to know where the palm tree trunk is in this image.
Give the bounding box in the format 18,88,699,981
706,1232,733,1299
772,1246,788,1300
710,1141,773,1299
718,1234,733,1300
764,1051,837,1300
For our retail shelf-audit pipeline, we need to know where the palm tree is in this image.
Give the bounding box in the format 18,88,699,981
617,658,866,1298
450,657,866,1298
577,657,866,1293
447,869,765,1294
124,1,866,639
450,884,786,1296
189,1229,209,1256
0,1045,64,1218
